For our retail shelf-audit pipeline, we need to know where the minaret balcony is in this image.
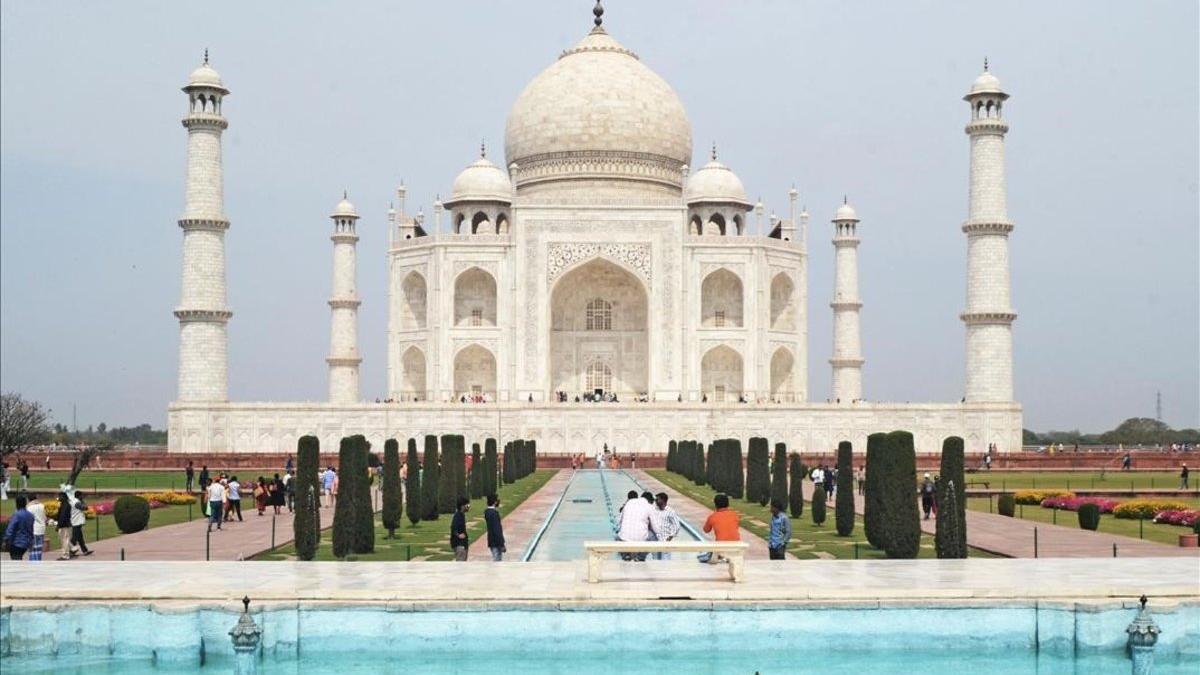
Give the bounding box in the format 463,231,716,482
181,115,228,130
328,298,361,310
829,357,865,367
961,221,1014,235
178,217,230,232
829,300,863,311
173,308,232,323
964,119,1009,135
960,311,1017,325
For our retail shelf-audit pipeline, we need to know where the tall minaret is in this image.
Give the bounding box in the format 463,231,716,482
175,53,232,402
327,193,362,403
830,199,864,403
961,61,1016,402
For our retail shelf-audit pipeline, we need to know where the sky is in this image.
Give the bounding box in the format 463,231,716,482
1,1,1197,433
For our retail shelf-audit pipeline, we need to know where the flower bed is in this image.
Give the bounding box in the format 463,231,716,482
1040,495,1120,513
1113,499,1193,520
1152,509,1200,528
136,491,194,506
1014,489,1073,505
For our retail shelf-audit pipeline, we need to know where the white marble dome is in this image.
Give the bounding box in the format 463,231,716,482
448,156,513,204
969,70,1003,95
504,27,693,193
834,202,858,221
685,158,750,206
332,196,358,217
187,62,225,90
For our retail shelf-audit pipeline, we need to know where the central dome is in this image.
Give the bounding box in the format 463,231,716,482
504,27,693,198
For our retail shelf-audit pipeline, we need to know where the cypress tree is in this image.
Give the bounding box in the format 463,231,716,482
835,441,855,537
883,431,921,559
728,439,745,499
771,442,788,506
381,438,402,538
788,453,805,518
484,438,498,495
421,435,440,520
332,436,357,558
747,437,770,505
293,435,321,561
405,438,421,526
502,441,512,484
693,441,707,486
705,442,716,489
812,485,827,526
864,432,887,549
526,440,537,478
936,436,968,558
469,442,483,499
667,440,677,473
352,435,374,554
438,435,460,514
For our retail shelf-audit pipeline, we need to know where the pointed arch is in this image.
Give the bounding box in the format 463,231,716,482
769,272,796,331
400,345,427,401
689,214,702,235
453,267,497,326
400,271,427,330
701,268,744,327
769,347,795,400
471,211,491,234
701,345,743,402
705,212,726,236
453,344,496,399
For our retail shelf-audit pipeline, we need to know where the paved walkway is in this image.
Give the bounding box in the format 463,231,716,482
805,482,1200,558
468,469,572,560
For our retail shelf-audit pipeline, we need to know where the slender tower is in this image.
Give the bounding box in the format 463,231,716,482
962,62,1016,402
830,199,863,403
175,53,232,402
327,193,362,403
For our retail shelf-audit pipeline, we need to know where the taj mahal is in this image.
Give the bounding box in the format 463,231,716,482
168,4,1022,455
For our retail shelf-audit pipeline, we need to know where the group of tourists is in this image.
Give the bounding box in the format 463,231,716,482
809,464,838,498
203,472,292,532
615,489,682,560
449,493,506,561
2,485,92,561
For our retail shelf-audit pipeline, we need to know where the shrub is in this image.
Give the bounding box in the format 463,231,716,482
882,431,921,559
835,441,854,537
694,441,706,486
998,493,1016,517
1152,509,1200,528
294,435,321,560
771,442,788,507
746,437,770,505
421,435,440,520
332,436,358,558
1040,496,1119,513
728,439,745,499
381,439,402,538
405,438,421,527
483,438,498,497
935,436,967,559
1014,489,1073,505
1077,503,1101,531
1113,499,1193,520
705,442,716,489
811,486,827,526
863,432,887,548
469,442,483,499
352,435,374,554
113,495,151,534
438,435,462,515
788,454,805,518
136,491,194,505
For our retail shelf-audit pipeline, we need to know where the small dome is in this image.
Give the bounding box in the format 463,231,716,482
685,159,750,206
332,195,358,218
834,202,858,221
447,156,513,204
188,62,225,89
969,70,1003,95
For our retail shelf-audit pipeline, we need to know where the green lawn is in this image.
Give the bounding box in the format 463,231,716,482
648,470,1000,560
959,470,1191,492
19,470,242,492
967,496,1200,547
256,469,556,561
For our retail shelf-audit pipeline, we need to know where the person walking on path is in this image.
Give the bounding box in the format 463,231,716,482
3,495,35,560
1122,453,1132,471
1181,464,1190,490
650,492,680,560
54,490,74,559
25,493,46,561
484,494,506,561
701,493,740,564
451,497,470,561
271,474,286,514
227,476,243,522
185,461,195,493
69,490,92,556
253,477,268,516
920,473,936,520
206,479,225,532
285,455,294,474
767,499,791,560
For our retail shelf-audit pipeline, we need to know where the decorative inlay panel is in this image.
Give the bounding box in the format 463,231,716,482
547,242,652,284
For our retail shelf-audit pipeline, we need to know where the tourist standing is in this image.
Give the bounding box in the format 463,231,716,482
484,494,506,561
254,477,268,516
1181,464,1190,490
451,497,470,560
198,465,210,492
227,476,243,522
284,470,296,513
26,493,46,561
285,455,294,474
856,466,865,495
272,474,286,514
206,479,225,532
1122,453,1132,471
701,493,740,564
3,495,35,560
767,499,791,560
617,489,653,561
920,473,936,520
69,490,92,556
54,490,74,559
0,463,9,500
185,461,195,493
651,492,680,560
18,459,30,491
322,467,338,507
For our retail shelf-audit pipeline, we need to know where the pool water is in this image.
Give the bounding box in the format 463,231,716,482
525,469,700,561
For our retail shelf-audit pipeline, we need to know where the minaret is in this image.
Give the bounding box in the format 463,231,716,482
327,193,362,404
175,53,232,402
830,198,864,403
961,61,1016,402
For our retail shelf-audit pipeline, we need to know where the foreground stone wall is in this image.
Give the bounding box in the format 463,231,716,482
168,401,1021,455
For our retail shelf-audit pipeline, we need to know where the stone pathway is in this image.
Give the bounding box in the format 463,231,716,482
468,469,571,560
630,470,784,559
803,482,1200,558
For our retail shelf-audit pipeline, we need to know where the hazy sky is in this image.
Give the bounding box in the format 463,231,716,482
2,1,1197,432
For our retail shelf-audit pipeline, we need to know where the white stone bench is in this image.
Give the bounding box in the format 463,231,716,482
583,540,750,583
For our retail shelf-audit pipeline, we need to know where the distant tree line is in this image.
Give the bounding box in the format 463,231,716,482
1023,417,1200,446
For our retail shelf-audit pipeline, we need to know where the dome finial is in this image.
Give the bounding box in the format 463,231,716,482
983,56,988,72
711,142,717,161
203,48,209,65
480,139,486,158
593,0,604,27
843,194,847,205
343,189,348,200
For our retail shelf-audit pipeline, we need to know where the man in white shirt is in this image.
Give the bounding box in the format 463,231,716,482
206,480,225,532
617,490,654,561
650,492,681,560
26,495,47,561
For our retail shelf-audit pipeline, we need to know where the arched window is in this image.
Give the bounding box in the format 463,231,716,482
585,298,612,331
586,361,613,393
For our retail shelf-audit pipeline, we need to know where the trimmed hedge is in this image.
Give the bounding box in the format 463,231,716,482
294,435,321,560
405,438,421,526
811,486,827,526
771,443,788,507
666,440,678,473
1077,503,1101,531
835,441,854,537
352,435,374,554
863,432,886,548
881,431,921,559
381,439,402,538
469,442,483,499
935,436,967,558
788,454,805,518
421,435,440,521
693,441,706,486
113,495,150,534
438,435,462,515
332,436,358,558
998,493,1016,517
746,437,770,505
483,438,498,496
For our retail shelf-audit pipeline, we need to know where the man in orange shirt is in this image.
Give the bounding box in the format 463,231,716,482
701,493,740,564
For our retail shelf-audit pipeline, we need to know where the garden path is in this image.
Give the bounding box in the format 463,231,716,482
467,469,571,560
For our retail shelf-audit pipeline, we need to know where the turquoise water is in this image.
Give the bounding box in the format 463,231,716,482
525,469,700,561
